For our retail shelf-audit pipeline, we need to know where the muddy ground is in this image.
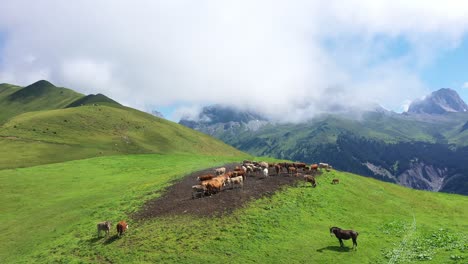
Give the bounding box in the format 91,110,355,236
134,163,319,219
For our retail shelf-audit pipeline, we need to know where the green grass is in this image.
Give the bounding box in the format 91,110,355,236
1,154,466,263
0,81,84,124
0,105,245,169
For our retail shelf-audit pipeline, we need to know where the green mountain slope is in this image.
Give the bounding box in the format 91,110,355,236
66,93,122,108
1,154,466,263
0,105,245,169
181,110,468,194
0,80,84,123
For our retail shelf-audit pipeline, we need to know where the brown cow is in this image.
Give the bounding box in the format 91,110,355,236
310,164,319,171
304,175,317,187
332,178,340,184
294,162,307,169
205,179,223,195
116,221,128,237
275,164,281,175
197,174,215,181
288,166,297,174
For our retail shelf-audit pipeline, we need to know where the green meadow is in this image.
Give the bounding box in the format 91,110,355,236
1,154,466,263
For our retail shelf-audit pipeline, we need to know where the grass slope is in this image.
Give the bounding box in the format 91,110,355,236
1,154,466,263
0,80,84,124
0,105,245,169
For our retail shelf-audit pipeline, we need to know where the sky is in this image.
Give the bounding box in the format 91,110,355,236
1,1,468,122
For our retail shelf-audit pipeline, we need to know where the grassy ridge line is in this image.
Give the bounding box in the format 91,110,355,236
0,81,84,124
0,105,245,169
0,154,249,263
1,155,467,263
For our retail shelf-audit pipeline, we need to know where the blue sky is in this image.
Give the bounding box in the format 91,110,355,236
1,1,468,122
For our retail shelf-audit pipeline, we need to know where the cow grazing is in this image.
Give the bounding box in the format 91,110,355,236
332,178,340,184
304,175,317,187
197,174,214,182
117,221,128,237
97,221,112,237
330,227,359,249
215,167,226,175
227,176,244,189
192,184,207,199
263,168,269,177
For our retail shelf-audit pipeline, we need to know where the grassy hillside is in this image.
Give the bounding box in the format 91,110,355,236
66,93,122,108
0,105,245,169
0,80,84,123
1,154,466,263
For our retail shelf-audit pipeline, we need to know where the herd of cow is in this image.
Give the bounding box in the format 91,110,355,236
93,160,358,249
191,160,335,199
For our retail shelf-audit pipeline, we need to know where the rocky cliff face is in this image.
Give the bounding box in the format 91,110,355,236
365,161,448,192
407,88,468,114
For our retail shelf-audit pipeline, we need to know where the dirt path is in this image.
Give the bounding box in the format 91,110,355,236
134,163,309,219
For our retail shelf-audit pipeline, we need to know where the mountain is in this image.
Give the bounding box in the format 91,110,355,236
0,80,83,123
407,88,468,114
180,104,270,137
0,80,245,169
66,93,122,108
179,91,468,195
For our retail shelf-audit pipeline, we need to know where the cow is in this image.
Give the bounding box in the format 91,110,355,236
205,179,224,195
263,168,269,177
259,161,269,168
116,221,128,237
288,166,297,175
294,162,307,170
197,174,215,182
242,160,252,165
275,164,281,175
215,167,226,175
304,175,317,187
97,221,112,237
227,176,244,189
319,163,332,171
332,178,340,184
192,184,207,198
310,164,319,171
253,166,263,174
233,170,246,180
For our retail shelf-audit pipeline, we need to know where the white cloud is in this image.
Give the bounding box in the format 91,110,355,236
463,82,468,89
1,0,468,121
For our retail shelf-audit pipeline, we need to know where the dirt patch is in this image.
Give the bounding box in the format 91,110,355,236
134,163,315,219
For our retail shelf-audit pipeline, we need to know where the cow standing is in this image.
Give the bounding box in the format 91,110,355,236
117,221,129,237
97,221,112,237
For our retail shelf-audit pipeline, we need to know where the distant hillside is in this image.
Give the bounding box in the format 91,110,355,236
0,80,245,169
66,93,122,108
179,90,468,195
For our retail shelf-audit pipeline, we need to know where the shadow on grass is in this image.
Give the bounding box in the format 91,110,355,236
316,246,353,253
87,235,119,245
103,235,120,245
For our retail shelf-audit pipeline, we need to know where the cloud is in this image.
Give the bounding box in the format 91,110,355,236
1,0,468,121
463,82,468,89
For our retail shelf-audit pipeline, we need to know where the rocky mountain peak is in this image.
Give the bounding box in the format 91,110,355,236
407,88,468,114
